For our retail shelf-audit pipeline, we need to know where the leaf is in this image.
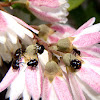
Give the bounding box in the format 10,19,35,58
68,0,85,11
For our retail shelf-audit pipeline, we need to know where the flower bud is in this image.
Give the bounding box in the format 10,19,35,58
57,38,72,52
25,45,36,55
45,60,62,82
63,53,76,66
45,61,60,74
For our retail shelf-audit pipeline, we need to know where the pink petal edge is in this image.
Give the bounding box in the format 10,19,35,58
68,73,86,100
82,57,100,67
53,76,73,100
0,11,8,31
25,66,41,100
73,32,100,47
77,67,100,93
73,17,95,36
29,0,59,8
0,67,19,92
51,24,76,34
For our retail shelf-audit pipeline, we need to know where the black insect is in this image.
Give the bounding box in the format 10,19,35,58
14,48,22,59
27,59,38,68
73,48,81,56
36,44,45,54
37,45,44,54
12,48,22,70
12,59,20,69
70,59,81,69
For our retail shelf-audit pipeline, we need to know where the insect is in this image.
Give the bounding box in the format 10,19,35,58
12,48,22,70
36,44,45,54
73,48,81,56
27,59,38,68
14,48,22,59
70,59,81,69
12,59,20,69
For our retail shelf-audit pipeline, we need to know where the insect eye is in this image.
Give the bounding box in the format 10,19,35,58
37,45,44,54
27,59,38,68
70,59,81,69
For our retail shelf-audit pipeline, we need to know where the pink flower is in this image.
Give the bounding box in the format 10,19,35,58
0,10,38,44
48,17,100,57
0,10,39,62
0,16,100,100
27,0,69,23
61,55,100,100
42,60,73,100
0,57,42,100
48,18,100,99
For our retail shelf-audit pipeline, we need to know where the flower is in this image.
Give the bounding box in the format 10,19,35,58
26,0,69,23
47,18,100,99
0,45,43,100
48,17,100,57
42,60,73,100
0,17,100,100
0,10,38,44
61,53,100,99
0,10,39,62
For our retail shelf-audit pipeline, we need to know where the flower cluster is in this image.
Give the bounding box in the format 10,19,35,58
0,0,100,100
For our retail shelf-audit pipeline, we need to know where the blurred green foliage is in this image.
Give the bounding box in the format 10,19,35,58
68,0,85,11
11,3,36,22
69,0,100,28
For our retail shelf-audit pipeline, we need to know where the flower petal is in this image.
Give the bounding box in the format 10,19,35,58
77,67,100,93
42,77,58,100
73,17,95,36
28,0,60,8
5,63,27,99
82,57,100,67
13,16,39,35
51,24,76,34
28,0,69,23
80,45,100,58
76,75,100,100
0,67,19,92
0,44,12,62
7,31,17,44
48,35,59,43
8,67,26,100
68,73,86,100
0,10,38,44
0,35,6,44
23,86,31,100
53,76,73,100
38,50,49,68
25,65,41,100
73,32,100,47
0,11,8,31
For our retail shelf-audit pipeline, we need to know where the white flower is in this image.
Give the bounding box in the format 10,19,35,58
0,10,39,62
27,0,69,23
